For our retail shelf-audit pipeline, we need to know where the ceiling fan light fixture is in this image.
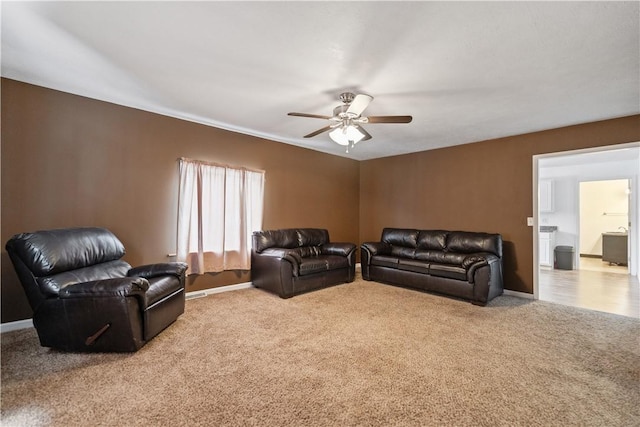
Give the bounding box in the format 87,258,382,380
329,125,365,146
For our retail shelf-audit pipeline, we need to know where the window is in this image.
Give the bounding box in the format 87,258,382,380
176,158,265,274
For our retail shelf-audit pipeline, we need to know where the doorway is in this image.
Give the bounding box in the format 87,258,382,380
533,143,640,318
578,179,630,274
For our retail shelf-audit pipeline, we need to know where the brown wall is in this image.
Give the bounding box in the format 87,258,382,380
1,79,360,322
360,115,640,293
2,78,639,323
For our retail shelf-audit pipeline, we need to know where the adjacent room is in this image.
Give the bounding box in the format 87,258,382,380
2,2,639,426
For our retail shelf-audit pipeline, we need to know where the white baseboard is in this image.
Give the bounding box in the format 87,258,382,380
185,282,254,299
503,289,535,299
1,318,34,333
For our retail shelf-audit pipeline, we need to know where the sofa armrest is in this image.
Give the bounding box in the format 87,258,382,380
128,262,188,279
59,277,149,308
462,253,499,281
361,242,391,257
321,242,356,257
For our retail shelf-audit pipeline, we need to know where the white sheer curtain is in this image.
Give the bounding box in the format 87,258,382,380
177,158,265,274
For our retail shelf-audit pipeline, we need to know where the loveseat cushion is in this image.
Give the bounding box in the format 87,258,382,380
253,229,300,252
298,255,349,276
297,229,329,247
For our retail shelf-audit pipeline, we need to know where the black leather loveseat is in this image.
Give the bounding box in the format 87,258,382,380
251,228,357,298
361,228,504,305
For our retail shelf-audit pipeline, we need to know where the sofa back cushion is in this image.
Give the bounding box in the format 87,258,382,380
446,231,502,257
381,228,419,248
417,230,448,250
252,228,329,253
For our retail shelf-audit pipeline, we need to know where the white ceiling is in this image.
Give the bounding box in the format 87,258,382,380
2,1,639,161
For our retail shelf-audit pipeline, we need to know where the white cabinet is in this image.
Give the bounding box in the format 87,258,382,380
539,180,555,213
539,231,556,267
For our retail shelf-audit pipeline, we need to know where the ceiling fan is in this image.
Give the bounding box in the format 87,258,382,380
288,92,412,152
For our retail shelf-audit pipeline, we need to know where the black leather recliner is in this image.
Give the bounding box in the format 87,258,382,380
5,227,187,352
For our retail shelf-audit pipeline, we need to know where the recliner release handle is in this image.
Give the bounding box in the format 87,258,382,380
85,323,111,346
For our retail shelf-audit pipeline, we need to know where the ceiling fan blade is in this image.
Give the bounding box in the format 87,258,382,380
358,126,372,141
366,115,413,124
346,94,373,116
304,126,332,138
288,112,332,120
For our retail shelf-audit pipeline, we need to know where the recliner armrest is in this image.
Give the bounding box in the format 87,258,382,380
321,242,356,257
127,262,188,279
59,277,149,300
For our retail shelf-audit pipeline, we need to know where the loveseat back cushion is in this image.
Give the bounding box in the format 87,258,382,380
297,229,329,247
381,228,419,248
446,232,502,257
7,227,126,277
253,229,299,252
36,260,132,297
296,246,321,258
417,230,448,250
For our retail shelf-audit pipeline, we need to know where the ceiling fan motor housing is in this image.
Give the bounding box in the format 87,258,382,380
333,104,357,119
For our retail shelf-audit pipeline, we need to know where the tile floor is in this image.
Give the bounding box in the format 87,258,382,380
539,256,639,318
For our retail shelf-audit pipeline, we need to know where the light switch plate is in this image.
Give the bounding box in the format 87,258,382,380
527,217,534,226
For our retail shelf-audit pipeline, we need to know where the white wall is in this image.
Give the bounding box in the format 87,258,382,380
579,180,629,255
539,148,639,273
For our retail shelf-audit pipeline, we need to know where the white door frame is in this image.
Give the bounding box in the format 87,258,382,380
532,142,640,300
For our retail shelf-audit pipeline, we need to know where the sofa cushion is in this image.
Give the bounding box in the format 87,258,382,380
371,255,399,268
381,228,419,248
428,263,467,281
390,246,416,259
398,259,429,274
413,250,465,266
446,231,502,257
417,230,448,250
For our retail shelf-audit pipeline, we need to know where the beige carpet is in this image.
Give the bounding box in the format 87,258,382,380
2,277,639,426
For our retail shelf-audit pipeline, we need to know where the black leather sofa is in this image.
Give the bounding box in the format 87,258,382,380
6,227,188,352
361,228,504,305
251,228,357,298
